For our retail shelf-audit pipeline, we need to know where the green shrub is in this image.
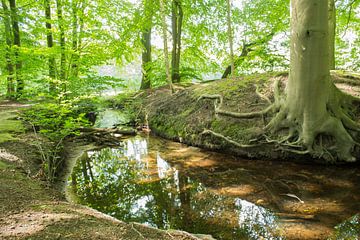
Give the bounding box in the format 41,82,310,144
22,102,91,182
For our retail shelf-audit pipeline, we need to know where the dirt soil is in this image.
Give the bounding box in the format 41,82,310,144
117,71,360,164
0,100,206,240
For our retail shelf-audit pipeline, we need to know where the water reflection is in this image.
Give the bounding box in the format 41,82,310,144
235,199,279,239
68,136,282,239
330,214,359,240
94,109,131,128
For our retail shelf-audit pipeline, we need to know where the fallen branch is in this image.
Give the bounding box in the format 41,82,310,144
78,127,136,135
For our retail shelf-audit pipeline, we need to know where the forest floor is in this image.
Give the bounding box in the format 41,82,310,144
0,101,207,240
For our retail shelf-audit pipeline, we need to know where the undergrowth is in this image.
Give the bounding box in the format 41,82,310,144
21,100,96,182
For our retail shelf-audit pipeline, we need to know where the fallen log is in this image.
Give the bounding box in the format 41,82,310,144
78,127,137,135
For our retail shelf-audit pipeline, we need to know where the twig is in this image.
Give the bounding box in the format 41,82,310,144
280,193,304,204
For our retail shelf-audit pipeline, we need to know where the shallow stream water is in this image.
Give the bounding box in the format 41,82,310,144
67,134,360,239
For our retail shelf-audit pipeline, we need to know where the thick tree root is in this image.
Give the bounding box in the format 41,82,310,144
216,105,274,119
198,81,358,162
198,80,283,120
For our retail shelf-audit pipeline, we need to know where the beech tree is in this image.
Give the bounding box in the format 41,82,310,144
328,0,336,69
1,0,14,97
44,0,57,92
203,0,358,162
160,0,173,92
9,0,23,95
171,0,183,83
140,0,153,90
226,0,235,78
268,0,357,161
56,0,66,92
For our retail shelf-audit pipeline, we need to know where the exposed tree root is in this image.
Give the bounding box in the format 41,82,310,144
198,80,359,162
200,129,259,148
216,105,274,119
255,84,272,105
198,82,280,119
333,75,360,86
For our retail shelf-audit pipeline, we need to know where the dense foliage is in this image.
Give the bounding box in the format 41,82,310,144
21,99,97,181
1,0,358,99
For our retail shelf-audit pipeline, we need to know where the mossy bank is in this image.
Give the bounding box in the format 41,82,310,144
113,72,360,164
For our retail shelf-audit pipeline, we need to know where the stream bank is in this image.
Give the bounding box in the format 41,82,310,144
0,101,207,240
114,72,360,163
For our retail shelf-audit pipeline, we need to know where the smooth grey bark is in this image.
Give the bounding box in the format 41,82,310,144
140,0,153,90
1,0,15,97
328,0,336,69
45,0,57,92
171,0,182,83
267,0,355,162
9,0,23,95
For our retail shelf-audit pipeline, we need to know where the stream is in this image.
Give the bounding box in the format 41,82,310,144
66,110,360,239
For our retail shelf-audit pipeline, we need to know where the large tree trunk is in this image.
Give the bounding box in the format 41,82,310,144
1,0,15,98
171,0,182,83
226,0,235,78
45,0,57,92
56,0,66,93
9,0,23,95
268,0,355,162
140,0,153,90
160,0,173,92
328,0,336,69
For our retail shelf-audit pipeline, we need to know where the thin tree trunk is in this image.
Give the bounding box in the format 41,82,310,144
71,0,79,79
9,0,23,95
222,33,274,78
140,0,152,90
77,1,85,75
328,0,336,69
45,0,57,92
160,0,173,92
226,0,235,77
1,0,15,98
56,0,66,93
171,0,182,83
222,43,250,79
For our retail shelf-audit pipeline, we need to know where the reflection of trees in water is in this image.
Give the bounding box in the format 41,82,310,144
69,138,281,240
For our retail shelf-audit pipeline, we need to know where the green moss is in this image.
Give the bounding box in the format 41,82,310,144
0,160,9,169
0,112,24,133
0,110,24,143
0,133,17,143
